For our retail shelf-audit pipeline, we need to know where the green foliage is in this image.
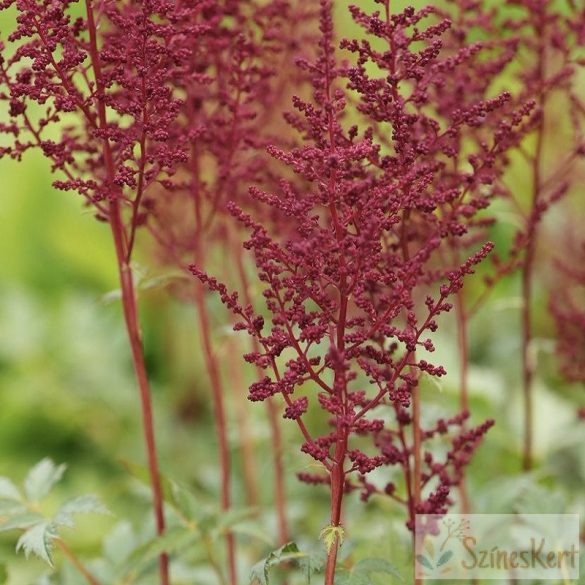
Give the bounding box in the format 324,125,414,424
320,524,345,553
335,558,402,585
249,542,326,585
0,459,110,567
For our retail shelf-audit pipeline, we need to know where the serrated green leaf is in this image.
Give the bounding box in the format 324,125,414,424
0,512,44,533
16,522,56,566
54,494,111,527
249,557,270,585
24,459,66,502
297,545,327,582
320,525,345,554
0,478,22,501
354,557,402,579
249,542,307,585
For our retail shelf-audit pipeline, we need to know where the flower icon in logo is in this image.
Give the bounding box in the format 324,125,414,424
416,539,454,576
416,518,471,578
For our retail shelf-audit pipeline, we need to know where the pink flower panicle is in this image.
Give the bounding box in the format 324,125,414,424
0,0,188,252
191,0,501,520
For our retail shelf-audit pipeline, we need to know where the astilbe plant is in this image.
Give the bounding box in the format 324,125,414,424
444,0,585,470
145,2,319,578
191,1,508,581
0,1,196,582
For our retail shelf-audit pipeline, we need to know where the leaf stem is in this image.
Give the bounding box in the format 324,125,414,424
55,539,101,585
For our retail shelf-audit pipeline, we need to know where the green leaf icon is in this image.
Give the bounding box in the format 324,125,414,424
416,554,434,571
437,550,453,567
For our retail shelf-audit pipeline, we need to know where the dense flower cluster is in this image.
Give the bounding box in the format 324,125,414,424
0,3,199,583
190,2,514,579
0,0,189,243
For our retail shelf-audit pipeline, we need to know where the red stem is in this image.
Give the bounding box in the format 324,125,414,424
324,432,348,585
232,243,290,545
227,337,260,508
521,7,546,472
455,289,472,512
193,279,238,585
84,3,168,582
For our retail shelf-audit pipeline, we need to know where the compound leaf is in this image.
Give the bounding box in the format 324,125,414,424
54,495,110,527
16,522,56,566
0,512,44,533
24,460,66,502
0,478,21,502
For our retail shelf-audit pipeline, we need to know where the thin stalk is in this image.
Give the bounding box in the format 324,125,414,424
521,9,546,472
412,369,423,585
84,3,168,582
193,275,238,585
55,539,101,585
185,89,237,582
265,397,289,545
110,208,169,584
521,234,537,472
321,6,351,579
454,289,473,513
324,431,348,585
232,238,289,544
227,336,260,507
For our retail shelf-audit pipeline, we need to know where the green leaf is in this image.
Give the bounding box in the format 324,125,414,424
169,481,202,523
249,558,270,585
0,500,27,515
213,507,256,539
249,542,308,585
297,546,326,583
337,557,403,585
231,522,273,545
0,512,44,533
0,564,7,584
127,526,198,571
336,569,371,585
16,522,56,566
0,478,22,501
416,555,434,571
103,521,138,566
349,573,371,585
54,494,111,527
320,525,345,554
120,460,178,509
437,551,453,567
334,569,351,585
354,558,402,579
24,459,66,502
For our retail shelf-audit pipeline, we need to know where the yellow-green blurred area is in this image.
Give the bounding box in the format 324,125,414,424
0,2,584,585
